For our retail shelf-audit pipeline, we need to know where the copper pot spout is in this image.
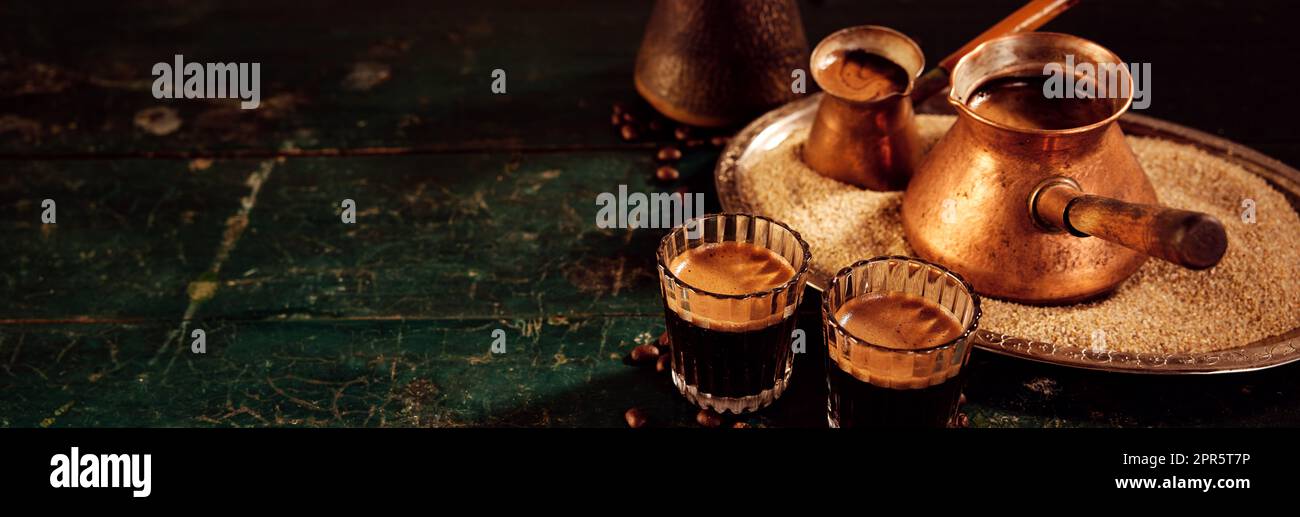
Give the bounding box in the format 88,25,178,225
901,33,1228,304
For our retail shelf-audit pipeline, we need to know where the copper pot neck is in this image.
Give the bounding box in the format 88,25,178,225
947,32,1133,139
810,25,924,105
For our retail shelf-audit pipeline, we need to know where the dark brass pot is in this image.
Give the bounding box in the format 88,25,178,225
634,0,809,127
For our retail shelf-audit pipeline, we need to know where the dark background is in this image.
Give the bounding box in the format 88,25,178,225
2,0,1298,165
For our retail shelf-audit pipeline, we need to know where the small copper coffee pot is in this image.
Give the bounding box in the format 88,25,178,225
902,33,1227,304
804,26,924,190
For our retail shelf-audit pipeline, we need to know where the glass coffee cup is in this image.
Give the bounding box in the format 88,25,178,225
656,213,811,414
822,256,981,427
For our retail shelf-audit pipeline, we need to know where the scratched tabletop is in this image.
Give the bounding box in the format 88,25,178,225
3,0,1300,427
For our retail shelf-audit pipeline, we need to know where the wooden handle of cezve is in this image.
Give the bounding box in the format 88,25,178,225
1035,185,1228,270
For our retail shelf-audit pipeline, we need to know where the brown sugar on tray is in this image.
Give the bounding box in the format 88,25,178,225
737,114,1300,355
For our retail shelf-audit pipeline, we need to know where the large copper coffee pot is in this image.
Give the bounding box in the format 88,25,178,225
902,33,1227,304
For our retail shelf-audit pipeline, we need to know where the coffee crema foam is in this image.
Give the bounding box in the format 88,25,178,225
665,242,796,332
831,292,966,389
817,48,909,102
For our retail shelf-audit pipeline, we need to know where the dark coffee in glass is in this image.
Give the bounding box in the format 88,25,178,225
822,257,981,428
657,214,810,414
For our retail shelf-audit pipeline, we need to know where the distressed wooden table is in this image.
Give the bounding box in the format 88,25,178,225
3,0,1299,427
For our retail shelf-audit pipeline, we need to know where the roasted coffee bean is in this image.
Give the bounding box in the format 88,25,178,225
732,421,750,429
655,165,680,183
657,331,670,349
696,409,724,428
619,124,639,141
648,119,664,132
621,112,636,123
612,102,626,115
630,343,660,363
710,136,729,147
610,113,623,126
655,353,671,373
674,127,691,141
656,146,682,162
625,407,648,428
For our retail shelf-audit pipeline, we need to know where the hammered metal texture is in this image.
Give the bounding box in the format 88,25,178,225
634,0,808,127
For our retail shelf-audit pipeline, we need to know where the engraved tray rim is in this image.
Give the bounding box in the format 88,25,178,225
715,93,1300,375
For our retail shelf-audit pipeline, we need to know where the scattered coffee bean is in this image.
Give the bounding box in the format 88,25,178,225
656,146,682,162
696,409,724,428
655,165,680,183
710,136,729,147
612,102,626,115
610,113,623,126
621,112,636,123
655,353,670,373
732,421,750,429
630,343,660,363
674,127,691,141
625,407,648,428
657,331,670,349
648,119,664,132
620,124,639,141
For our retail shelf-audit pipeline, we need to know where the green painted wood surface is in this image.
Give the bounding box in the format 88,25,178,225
2,0,1299,427
5,147,1300,427
5,317,1299,428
